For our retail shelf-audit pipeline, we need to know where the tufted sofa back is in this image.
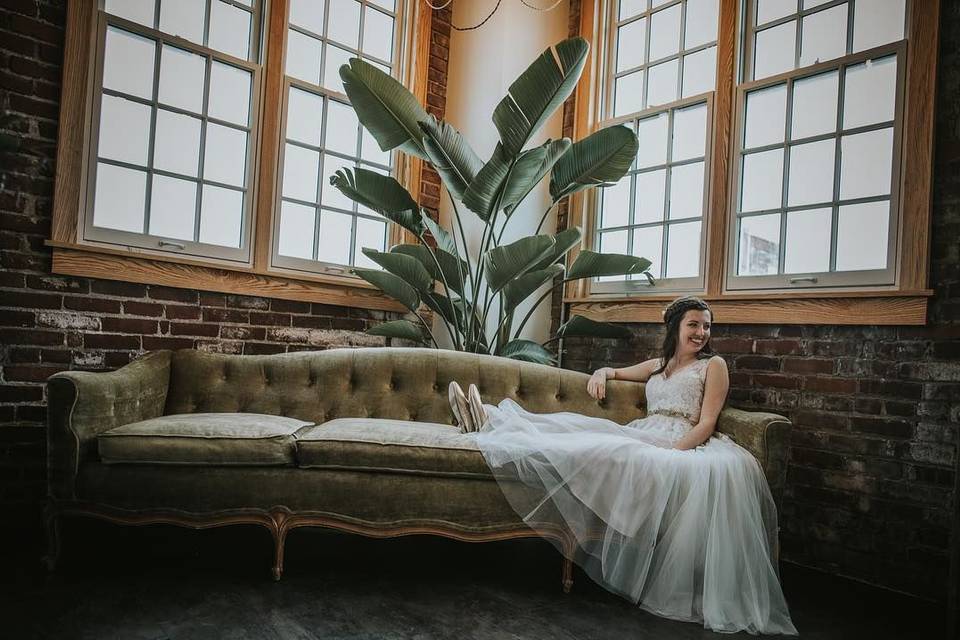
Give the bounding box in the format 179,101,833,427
164,347,649,427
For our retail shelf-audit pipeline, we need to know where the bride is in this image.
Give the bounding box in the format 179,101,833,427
448,296,798,635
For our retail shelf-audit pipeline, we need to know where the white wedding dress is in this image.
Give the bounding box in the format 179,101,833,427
475,357,798,635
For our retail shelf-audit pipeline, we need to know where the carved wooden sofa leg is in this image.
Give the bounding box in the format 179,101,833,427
43,503,61,572
270,508,291,581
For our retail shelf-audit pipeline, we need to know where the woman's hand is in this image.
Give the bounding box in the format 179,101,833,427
587,368,612,400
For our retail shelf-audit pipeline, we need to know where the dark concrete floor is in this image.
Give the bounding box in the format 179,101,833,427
0,521,948,640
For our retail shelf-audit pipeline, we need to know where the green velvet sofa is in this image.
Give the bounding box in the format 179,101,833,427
45,347,791,587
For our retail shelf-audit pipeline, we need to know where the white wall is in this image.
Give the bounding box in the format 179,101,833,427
435,0,570,350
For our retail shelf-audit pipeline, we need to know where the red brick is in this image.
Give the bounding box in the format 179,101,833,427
0,309,35,326
243,342,287,355
62,296,121,313
0,328,63,346
734,355,779,371
249,312,291,326
202,308,249,323
850,417,914,439
4,364,70,382
711,337,753,353
91,280,148,298
755,339,801,355
147,285,198,303
165,305,201,320
142,336,195,350
270,299,311,314
169,323,219,337
122,301,164,317
783,358,834,375
83,333,141,350
100,317,158,334
805,377,858,394
753,373,801,389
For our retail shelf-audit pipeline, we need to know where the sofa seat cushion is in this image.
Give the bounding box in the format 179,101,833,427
296,418,492,479
98,413,314,466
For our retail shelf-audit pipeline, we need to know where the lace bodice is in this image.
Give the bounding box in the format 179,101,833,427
644,357,712,423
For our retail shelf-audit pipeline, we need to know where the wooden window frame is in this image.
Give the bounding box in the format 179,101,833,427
567,0,939,325
49,0,432,312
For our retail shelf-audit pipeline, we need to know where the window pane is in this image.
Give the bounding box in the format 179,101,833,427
153,109,202,176
361,128,391,166
620,0,646,20
754,21,796,80
363,7,394,63
843,55,897,130
323,44,353,95
199,185,243,247
791,70,838,140
325,99,360,156
668,162,704,219
672,102,707,161
598,230,629,281
287,87,324,146
634,170,666,224
681,46,716,98
784,207,831,273
665,220,701,277
649,4,681,60
105,0,156,27
327,0,361,49
158,44,206,114
616,17,647,73
99,96,151,166
204,124,247,187
836,201,889,271
741,149,784,212
839,128,893,200
369,0,395,10
646,58,679,108
278,201,316,259
148,175,196,241
684,0,718,49
321,154,355,209
744,83,787,149
354,217,387,268
756,0,796,25
787,139,835,206
286,30,322,84
318,210,353,264
632,225,663,278
600,177,631,228
636,111,668,168
283,144,320,202
290,0,326,34
209,1,251,60
104,27,156,100
852,0,905,53
94,163,146,233
209,62,251,126
159,0,205,44
799,4,847,68
738,214,780,275
614,70,645,117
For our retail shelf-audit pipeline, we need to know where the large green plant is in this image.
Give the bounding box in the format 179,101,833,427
331,37,653,365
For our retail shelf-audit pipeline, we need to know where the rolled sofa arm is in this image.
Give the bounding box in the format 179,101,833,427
716,408,791,506
46,350,172,501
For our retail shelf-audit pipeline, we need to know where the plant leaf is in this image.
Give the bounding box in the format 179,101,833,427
567,250,652,280
503,138,572,216
352,268,421,311
330,168,424,236
498,339,557,365
550,125,638,200
492,37,590,157
531,226,582,271
391,243,467,295
484,235,556,292
423,291,463,327
366,319,428,343
419,115,483,200
502,264,564,313
360,249,434,292
462,143,511,221
420,209,458,255
557,315,632,339
339,58,430,161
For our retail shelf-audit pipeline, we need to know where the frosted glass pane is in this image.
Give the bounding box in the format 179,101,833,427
787,139,835,206
93,163,146,233
754,21,796,80
620,0,646,20
600,177,631,228
204,124,247,187
363,7,394,62
290,0,326,34
148,175,196,241
370,0,394,10
323,45,353,95
287,87,323,146
159,0,205,43
646,58,678,108
668,162,704,219
103,27,155,100
681,46,716,98
361,129,391,166
199,185,243,247
836,201,889,271
636,112,668,168
839,128,893,199
158,45,205,114
105,0,155,27
278,201,316,259
843,55,897,129
744,83,787,149
209,1,251,60
853,0,905,52
98,96,151,166
649,4,681,60
672,102,707,161
738,214,780,275
756,0,796,25
684,0,718,48
598,230,629,281
616,18,647,73
665,221,701,278
321,154,355,209
784,207,830,273
318,210,353,265
209,62,251,126
741,149,784,212
325,100,360,156
632,225,662,278
652,0,671,7
153,109,201,176
791,70,838,140
354,217,387,268
282,144,320,202
614,71,644,117
634,170,666,224
327,0,361,49
800,5,847,68
286,30,322,85
802,0,831,7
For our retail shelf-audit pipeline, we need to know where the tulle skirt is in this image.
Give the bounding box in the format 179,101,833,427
475,398,798,636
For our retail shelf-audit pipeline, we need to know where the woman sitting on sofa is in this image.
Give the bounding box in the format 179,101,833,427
448,295,798,636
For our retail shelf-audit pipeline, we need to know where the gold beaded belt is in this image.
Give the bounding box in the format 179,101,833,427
647,409,695,422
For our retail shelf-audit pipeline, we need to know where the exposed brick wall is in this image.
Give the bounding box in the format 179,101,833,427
0,3,449,538
561,4,960,601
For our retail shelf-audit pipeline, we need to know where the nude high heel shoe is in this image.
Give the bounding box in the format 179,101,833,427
448,381,473,434
467,384,488,432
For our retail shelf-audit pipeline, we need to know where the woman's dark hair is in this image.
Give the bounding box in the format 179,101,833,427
651,296,715,376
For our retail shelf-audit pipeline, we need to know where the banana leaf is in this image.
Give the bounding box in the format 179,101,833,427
420,209,458,256
484,235,555,292
391,243,467,294
567,250,652,280
423,291,465,328
502,138,572,216
556,315,631,339
352,268,421,312
330,168,424,236
498,339,557,365
462,143,511,221
550,125,638,200
531,226,582,271
360,249,435,292
366,319,428,343
502,264,564,313
419,116,483,200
